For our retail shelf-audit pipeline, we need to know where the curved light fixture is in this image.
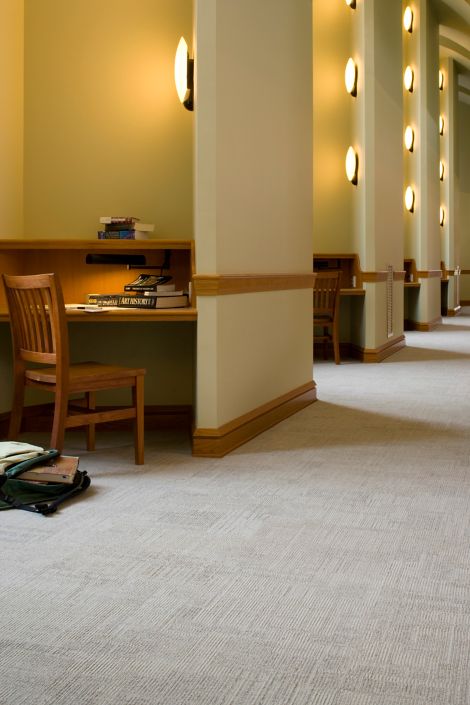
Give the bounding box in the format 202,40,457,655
403,7,414,32
405,186,415,213
404,126,415,152
439,70,444,90
404,66,414,92
175,37,194,111
440,207,445,226
345,58,358,96
440,161,445,181
439,115,444,135
345,147,359,185
345,0,356,8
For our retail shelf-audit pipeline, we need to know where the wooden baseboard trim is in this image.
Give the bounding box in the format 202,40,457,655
0,404,193,438
316,338,405,363
192,381,317,457
446,306,462,317
350,335,406,363
460,300,470,306
404,316,442,331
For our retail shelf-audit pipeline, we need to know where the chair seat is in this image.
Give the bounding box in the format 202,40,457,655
26,361,146,388
314,315,333,323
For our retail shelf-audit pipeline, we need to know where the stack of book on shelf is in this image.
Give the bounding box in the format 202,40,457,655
97,216,155,240
20,455,80,484
87,275,189,309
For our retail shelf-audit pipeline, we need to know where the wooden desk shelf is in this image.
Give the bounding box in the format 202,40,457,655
404,259,418,284
313,254,368,300
0,239,196,317
340,288,366,297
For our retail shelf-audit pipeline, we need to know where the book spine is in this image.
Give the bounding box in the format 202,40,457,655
87,294,157,309
99,216,140,225
97,230,135,239
124,285,156,291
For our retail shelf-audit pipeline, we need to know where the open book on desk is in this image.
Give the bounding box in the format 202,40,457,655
64,304,122,312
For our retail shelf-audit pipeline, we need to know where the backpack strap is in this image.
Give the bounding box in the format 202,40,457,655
0,470,90,516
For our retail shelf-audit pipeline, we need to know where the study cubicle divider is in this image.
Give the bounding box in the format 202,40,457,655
313,253,365,296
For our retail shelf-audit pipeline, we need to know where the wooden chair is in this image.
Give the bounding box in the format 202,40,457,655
2,273,146,464
313,270,341,365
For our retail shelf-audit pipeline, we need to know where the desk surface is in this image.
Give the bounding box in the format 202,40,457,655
0,307,198,323
340,288,365,296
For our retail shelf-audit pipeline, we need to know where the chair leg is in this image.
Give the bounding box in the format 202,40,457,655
8,369,25,440
50,390,68,453
133,375,145,465
85,391,96,451
333,326,341,365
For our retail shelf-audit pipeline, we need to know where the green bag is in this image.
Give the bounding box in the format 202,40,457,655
0,449,90,515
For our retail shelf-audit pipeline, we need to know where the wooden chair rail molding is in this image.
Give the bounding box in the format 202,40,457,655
416,270,443,278
192,273,315,296
313,254,406,288
361,271,388,282
360,271,407,282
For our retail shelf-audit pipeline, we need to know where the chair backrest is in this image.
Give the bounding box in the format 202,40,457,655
313,270,341,319
2,273,69,369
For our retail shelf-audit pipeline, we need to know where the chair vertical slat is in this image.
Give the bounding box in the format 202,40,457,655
313,270,341,364
16,290,31,350
38,287,52,353
24,289,38,351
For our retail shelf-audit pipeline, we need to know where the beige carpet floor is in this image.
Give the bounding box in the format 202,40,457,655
1,313,470,705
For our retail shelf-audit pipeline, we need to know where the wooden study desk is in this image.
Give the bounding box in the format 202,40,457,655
0,238,197,435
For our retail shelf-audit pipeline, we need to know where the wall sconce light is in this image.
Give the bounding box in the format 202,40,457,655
345,59,358,96
440,161,445,181
175,37,194,111
404,126,415,152
345,147,359,185
440,207,445,226
403,7,414,32
345,0,356,8
439,70,444,90
405,186,415,212
439,115,444,135
404,66,414,92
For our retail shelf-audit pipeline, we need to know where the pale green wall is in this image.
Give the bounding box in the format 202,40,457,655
0,2,23,415
0,1,195,415
0,0,24,238
458,101,470,301
403,0,441,325
313,2,355,254
24,0,193,239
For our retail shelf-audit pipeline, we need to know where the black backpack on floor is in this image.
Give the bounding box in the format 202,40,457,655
0,449,90,516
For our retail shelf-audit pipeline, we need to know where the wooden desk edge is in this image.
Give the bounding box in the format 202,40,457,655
0,307,198,323
340,288,365,296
